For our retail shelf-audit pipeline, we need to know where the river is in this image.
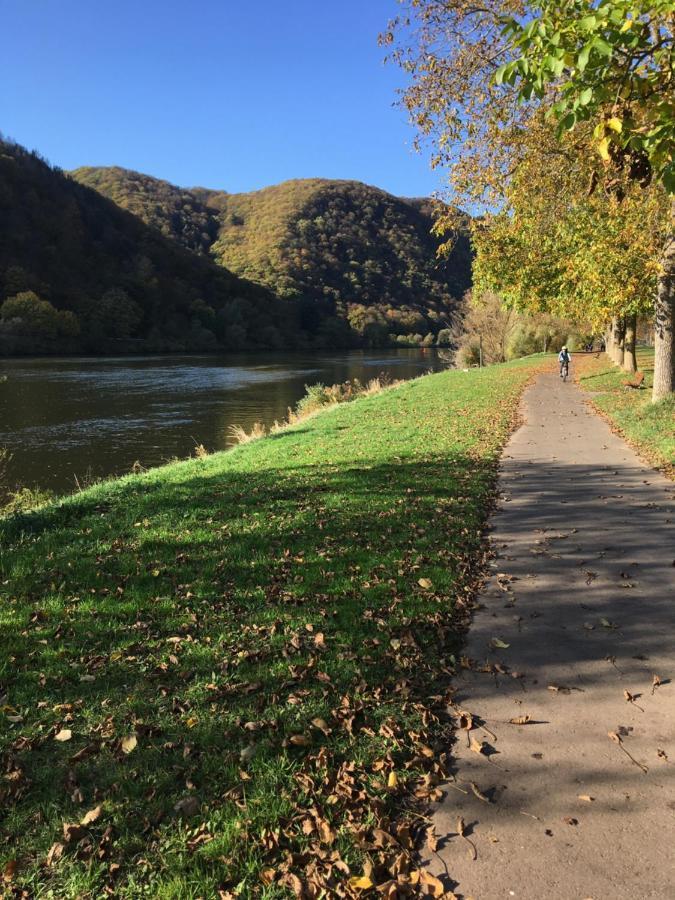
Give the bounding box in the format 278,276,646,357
0,349,445,497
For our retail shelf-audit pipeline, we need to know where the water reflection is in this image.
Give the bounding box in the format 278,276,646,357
0,350,444,495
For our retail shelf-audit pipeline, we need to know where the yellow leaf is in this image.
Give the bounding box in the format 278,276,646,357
54,729,72,742
490,637,510,649
418,577,433,590
387,771,398,788
349,875,374,890
597,137,611,162
607,117,622,133
121,734,137,754
186,716,199,728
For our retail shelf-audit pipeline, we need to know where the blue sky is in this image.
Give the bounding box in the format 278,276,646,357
1,0,440,197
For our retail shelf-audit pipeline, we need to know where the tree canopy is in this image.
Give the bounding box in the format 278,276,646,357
385,0,674,399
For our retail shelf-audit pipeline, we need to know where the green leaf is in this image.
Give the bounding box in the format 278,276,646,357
579,87,593,106
559,111,577,131
577,42,592,72
579,15,597,31
592,36,613,58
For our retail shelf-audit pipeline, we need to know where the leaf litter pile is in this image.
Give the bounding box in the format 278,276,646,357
0,359,545,897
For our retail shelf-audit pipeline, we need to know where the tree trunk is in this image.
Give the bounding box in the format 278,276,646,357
605,322,614,359
610,317,623,364
622,314,637,373
616,318,626,367
653,213,675,402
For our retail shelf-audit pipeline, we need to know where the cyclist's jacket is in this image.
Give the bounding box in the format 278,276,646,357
558,350,571,364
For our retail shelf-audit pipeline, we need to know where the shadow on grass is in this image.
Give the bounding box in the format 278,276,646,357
2,433,673,894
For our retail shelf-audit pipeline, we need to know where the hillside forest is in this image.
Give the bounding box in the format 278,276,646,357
0,137,471,355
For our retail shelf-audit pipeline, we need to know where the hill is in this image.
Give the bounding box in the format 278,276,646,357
70,166,221,255
0,141,299,354
72,169,472,347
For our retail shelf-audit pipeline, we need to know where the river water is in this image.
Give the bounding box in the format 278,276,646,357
0,349,444,496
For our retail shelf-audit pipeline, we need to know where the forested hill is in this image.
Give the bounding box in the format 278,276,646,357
0,141,299,355
72,169,472,348
70,166,221,255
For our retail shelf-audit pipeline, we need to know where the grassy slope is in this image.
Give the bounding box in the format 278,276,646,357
578,348,674,474
1,359,542,898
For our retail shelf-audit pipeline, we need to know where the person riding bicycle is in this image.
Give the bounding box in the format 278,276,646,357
558,345,571,378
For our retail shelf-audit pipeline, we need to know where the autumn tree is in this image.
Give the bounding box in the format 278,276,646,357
499,0,674,398
384,0,674,398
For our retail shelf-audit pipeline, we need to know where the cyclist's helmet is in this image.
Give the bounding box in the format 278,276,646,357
562,345,567,350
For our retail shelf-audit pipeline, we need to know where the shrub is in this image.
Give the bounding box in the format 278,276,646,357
228,422,266,445
1,486,54,516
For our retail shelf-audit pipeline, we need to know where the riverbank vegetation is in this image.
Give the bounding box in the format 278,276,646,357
0,356,544,897
385,0,673,401
578,348,675,474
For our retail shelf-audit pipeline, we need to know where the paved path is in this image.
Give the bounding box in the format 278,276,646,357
429,373,675,900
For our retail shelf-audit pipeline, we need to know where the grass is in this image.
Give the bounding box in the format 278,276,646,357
0,357,544,898
578,348,675,475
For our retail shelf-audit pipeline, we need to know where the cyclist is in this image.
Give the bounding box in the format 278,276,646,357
558,345,572,380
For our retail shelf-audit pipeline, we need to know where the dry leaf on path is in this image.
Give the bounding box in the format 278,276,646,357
469,781,491,803
490,637,510,649
578,795,594,802
509,715,531,725
623,690,645,712
469,737,487,756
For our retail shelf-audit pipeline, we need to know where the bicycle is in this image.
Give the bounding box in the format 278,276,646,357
560,361,569,382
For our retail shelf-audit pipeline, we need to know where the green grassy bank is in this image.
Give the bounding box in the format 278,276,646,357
1,357,543,898
578,349,674,475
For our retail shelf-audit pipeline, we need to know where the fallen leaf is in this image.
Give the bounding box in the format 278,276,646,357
45,842,64,866
289,734,310,747
469,781,491,803
419,869,446,895
578,795,594,802
387,771,398,788
469,737,487,756
121,734,137,754
240,743,256,763
509,715,531,725
173,796,199,817
80,805,103,826
54,729,72,742
349,875,374,890
310,717,331,735
652,674,662,694
490,637,510,649
2,860,17,883
563,817,578,826
417,577,433,590
623,690,644,712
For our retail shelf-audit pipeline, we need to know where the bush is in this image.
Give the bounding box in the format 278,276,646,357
0,291,80,338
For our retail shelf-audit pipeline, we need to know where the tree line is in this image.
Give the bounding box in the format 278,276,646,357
384,0,673,401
